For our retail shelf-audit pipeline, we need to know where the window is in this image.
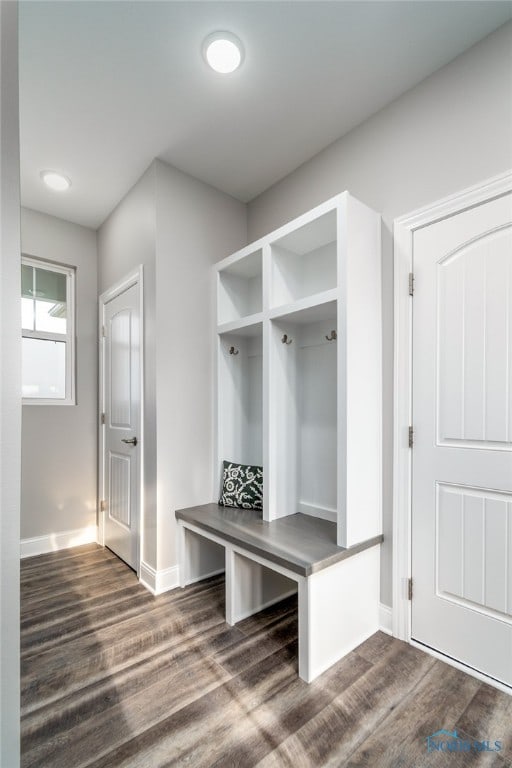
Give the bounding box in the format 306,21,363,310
21,257,75,404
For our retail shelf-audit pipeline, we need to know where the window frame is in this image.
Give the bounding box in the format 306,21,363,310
21,255,76,406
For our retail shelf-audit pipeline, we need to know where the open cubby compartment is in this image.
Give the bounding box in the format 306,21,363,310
181,528,226,586
216,324,263,494
270,208,337,308
217,249,263,324
267,301,338,524
228,550,297,624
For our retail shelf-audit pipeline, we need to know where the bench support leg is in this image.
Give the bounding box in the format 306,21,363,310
297,577,312,683
225,547,236,626
177,522,187,588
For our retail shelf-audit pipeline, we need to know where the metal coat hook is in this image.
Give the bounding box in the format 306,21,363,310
229,346,239,356
325,330,337,342
281,334,293,345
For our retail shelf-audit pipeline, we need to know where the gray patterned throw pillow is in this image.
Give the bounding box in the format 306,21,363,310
218,461,263,511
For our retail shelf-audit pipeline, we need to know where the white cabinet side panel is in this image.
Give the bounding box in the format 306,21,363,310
303,545,380,681
342,198,382,546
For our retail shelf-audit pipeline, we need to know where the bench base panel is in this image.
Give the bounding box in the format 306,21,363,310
177,520,380,683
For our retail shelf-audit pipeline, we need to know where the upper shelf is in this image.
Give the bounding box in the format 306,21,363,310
217,206,339,330
216,194,382,335
270,208,337,309
269,289,338,323
217,314,263,337
217,248,262,325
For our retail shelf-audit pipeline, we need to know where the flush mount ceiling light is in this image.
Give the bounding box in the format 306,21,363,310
40,170,72,191
203,32,244,74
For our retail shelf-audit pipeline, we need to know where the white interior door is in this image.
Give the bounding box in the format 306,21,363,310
412,192,512,687
102,279,141,571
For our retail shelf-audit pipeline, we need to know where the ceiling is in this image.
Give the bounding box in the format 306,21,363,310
19,1,512,229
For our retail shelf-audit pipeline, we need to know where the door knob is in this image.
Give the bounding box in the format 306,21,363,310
121,437,138,446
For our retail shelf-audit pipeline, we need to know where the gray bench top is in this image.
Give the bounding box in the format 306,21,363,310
175,503,383,577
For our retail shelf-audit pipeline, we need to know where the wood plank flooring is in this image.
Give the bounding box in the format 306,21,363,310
21,544,511,768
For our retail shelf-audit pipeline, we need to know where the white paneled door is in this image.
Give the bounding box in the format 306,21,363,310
102,280,141,571
412,192,512,687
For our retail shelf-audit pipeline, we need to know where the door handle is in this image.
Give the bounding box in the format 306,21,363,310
121,437,138,446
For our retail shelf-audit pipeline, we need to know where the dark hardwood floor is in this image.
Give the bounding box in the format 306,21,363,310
21,544,511,767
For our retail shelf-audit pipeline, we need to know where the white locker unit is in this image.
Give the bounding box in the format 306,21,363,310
177,191,382,684
215,192,382,548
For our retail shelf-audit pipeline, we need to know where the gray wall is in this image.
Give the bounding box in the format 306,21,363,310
247,22,512,607
0,2,21,763
97,160,247,573
97,163,158,567
154,160,247,570
21,208,98,539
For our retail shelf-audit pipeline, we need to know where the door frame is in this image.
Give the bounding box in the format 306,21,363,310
98,266,144,576
393,170,512,680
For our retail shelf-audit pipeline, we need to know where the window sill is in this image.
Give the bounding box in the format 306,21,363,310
22,398,76,406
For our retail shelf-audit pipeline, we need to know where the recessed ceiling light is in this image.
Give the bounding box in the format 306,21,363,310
40,170,71,191
203,32,244,74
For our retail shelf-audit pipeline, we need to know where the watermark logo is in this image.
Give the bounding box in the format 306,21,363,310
426,729,502,753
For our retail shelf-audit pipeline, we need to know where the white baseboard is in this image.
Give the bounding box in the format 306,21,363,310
20,525,98,559
379,602,393,635
139,560,180,595
185,568,225,586
297,501,337,523
233,588,298,623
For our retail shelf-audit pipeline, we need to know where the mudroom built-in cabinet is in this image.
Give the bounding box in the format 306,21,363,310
177,192,383,682
216,193,381,547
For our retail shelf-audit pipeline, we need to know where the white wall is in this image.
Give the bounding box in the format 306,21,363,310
97,163,158,566
0,2,21,763
247,22,512,607
154,160,247,571
21,209,98,542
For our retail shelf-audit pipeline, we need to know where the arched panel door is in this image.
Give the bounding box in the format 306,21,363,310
412,192,512,687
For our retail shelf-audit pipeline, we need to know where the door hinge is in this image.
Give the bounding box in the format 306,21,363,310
102,325,106,338
101,412,105,425
408,577,413,601
100,499,107,512
409,272,415,296
408,425,414,448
